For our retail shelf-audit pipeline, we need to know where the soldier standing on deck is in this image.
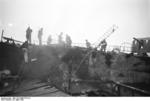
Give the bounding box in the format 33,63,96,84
85,40,91,49
47,35,52,45
65,34,72,48
38,28,43,45
26,26,32,44
100,39,107,52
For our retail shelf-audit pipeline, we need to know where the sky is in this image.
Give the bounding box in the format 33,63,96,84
0,0,150,46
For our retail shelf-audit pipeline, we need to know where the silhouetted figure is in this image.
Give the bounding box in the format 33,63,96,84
20,41,29,63
65,34,72,48
89,48,97,67
22,48,28,63
58,32,65,46
139,40,144,50
133,37,145,56
38,28,43,45
133,38,144,50
85,40,91,49
47,35,52,45
26,26,32,44
58,32,63,44
100,39,107,52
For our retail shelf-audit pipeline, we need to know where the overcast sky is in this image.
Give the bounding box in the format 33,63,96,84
0,0,150,46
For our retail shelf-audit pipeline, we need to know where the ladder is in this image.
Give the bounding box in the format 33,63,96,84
74,25,118,74
94,24,118,48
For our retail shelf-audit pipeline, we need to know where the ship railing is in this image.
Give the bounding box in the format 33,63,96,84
71,79,150,96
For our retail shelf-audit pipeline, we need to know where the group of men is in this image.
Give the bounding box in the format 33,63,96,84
26,26,43,46
85,39,107,52
26,26,72,47
26,26,107,51
58,32,72,47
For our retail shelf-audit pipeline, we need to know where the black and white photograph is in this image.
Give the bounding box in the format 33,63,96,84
0,0,150,99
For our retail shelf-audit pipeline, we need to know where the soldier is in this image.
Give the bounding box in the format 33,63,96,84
20,41,29,63
47,35,52,45
65,34,72,48
139,40,144,50
133,38,144,50
38,28,43,45
58,32,63,44
26,26,32,44
85,40,91,49
100,39,107,52
58,32,65,46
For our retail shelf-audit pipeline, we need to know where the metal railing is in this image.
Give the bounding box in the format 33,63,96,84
70,79,150,96
110,81,150,96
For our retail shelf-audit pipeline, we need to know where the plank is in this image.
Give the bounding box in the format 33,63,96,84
11,79,69,96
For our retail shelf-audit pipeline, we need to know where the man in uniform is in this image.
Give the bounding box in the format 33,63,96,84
85,40,91,49
65,34,72,48
100,39,107,52
38,28,43,45
26,26,32,44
